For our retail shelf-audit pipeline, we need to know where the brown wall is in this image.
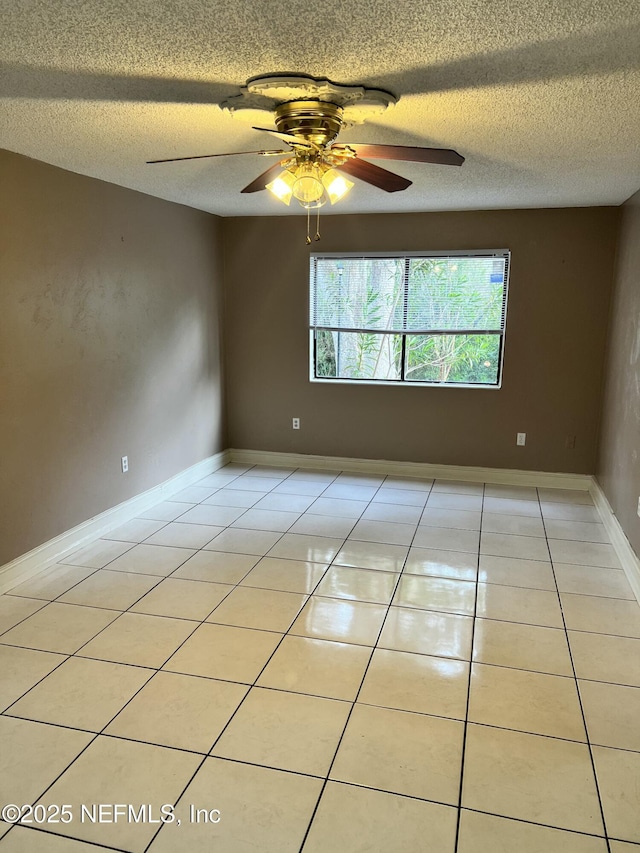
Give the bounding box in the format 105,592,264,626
0,150,225,566
597,189,640,554
222,208,618,474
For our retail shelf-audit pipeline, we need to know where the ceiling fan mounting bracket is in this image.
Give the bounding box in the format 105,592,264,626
221,74,397,127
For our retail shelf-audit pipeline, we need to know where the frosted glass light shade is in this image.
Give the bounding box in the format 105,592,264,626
266,170,295,205
292,163,325,204
322,168,354,204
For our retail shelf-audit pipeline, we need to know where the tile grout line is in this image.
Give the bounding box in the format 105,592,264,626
0,820,131,852
537,485,612,853
454,804,621,841
5,564,104,608
452,481,484,852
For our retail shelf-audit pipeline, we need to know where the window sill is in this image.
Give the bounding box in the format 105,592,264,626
309,377,502,390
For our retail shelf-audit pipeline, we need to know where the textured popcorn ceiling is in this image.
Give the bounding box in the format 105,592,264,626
1,0,640,216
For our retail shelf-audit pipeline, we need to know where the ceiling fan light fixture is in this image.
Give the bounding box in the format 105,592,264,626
321,168,354,204
265,170,295,205
150,76,465,240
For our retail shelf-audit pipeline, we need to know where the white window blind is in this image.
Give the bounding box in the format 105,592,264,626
310,254,508,333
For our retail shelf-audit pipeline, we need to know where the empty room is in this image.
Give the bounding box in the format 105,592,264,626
1,1,640,851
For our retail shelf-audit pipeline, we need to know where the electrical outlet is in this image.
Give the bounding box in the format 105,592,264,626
121,456,129,473
292,417,300,430
516,432,526,446
565,435,576,449
637,496,640,518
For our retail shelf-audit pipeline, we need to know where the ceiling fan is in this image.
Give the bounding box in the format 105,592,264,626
147,76,464,241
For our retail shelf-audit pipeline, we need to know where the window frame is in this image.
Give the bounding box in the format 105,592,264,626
309,249,511,389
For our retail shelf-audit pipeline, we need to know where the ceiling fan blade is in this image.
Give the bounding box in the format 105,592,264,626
333,143,464,166
252,126,317,149
240,161,288,193
336,158,412,192
147,149,286,164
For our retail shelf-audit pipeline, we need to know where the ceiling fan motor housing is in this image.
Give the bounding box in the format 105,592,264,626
275,100,344,148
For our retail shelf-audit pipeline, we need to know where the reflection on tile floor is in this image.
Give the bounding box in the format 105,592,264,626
1,464,639,852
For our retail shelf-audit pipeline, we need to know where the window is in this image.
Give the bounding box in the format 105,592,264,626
310,251,510,387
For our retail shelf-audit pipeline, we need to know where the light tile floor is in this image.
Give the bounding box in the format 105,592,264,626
1,464,639,852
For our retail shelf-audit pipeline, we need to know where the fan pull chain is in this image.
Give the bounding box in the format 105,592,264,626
314,207,321,241
306,207,311,245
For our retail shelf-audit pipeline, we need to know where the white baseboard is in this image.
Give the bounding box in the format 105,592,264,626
590,477,640,605
0,450,230,595
229,448,592,491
